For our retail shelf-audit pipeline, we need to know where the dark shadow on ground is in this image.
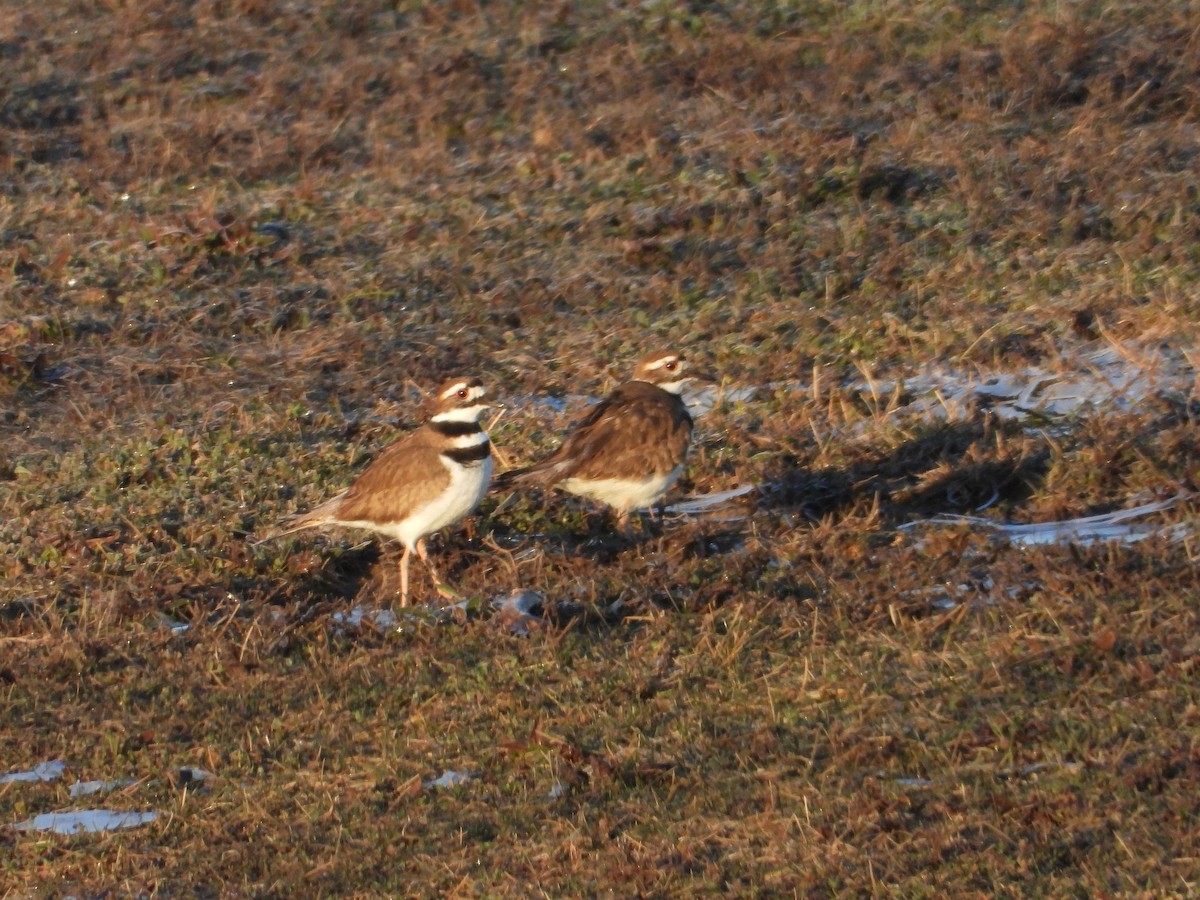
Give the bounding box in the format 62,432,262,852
482,495,664,564
756,416,1051,525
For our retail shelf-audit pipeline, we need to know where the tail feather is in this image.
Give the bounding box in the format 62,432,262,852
492,461,567,493
491,466,531,493
250,514,326,547
251,492,345,547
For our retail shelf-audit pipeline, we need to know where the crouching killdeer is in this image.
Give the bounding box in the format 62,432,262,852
266,377,495,604
494,350,695,528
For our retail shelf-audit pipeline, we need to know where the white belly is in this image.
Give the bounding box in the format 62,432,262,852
400,455,492,547
560,465,681,514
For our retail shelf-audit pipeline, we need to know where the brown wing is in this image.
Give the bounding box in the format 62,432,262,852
295,426,450,526
511,382,692,485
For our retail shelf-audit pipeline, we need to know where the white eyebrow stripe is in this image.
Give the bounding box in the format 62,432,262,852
643,356,680,371
439,381,471,400
439,381,488,401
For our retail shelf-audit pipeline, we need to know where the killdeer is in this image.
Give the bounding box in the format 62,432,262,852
267,377,495,604
494,350,695,528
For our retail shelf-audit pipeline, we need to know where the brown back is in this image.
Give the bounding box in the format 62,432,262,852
283,426,451,530
518,380,692,484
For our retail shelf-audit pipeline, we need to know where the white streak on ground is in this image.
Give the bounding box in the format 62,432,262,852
680,341,1195,427
69,779,136,798
0,760,66,784
11,810,158,834
423,770,475,790
902,493,1194,548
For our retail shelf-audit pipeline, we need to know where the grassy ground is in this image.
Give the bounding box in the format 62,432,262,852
3,0,1200,894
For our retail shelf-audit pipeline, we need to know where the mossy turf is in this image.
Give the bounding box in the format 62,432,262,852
3,0,1200,894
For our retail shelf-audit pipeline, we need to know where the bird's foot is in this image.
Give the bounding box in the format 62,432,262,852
433,581,467,602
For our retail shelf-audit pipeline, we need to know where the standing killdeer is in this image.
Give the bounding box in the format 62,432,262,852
267,377,495,604
494,350,695,528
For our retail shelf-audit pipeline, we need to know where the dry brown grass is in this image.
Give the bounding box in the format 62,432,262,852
4,0,1200,895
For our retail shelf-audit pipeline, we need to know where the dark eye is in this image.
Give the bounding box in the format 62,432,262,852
665,361,678,371
457,388,469,398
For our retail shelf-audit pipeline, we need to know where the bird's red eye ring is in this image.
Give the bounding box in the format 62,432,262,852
665,361,677,371
457,388,469,398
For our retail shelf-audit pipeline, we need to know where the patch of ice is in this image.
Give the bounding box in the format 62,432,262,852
894,777,934,788
1,760,66,784
504,393,596,415
423,770,475,790
334,599,473,634
505,343,1193,431
684,383,764,417
901,583,972,611
331,605,399,630
512,382,773,422
11,810,158,834
177,766,214,784
903,493,1193,548
873,341,1194,426
900,576,999,611
548,780,568,799
491,589,544,636
156,613,190,634
69,779,136,799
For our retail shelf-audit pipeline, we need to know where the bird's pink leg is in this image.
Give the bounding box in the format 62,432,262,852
416,538,459,600
398,545,411,606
